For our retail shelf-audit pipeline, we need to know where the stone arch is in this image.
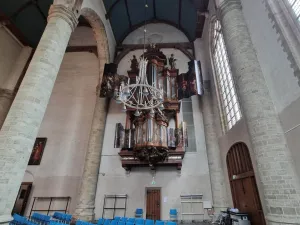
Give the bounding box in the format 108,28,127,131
226,142,266,225
80,8,110,86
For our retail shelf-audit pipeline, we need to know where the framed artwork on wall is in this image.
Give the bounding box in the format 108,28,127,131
28,137,47,165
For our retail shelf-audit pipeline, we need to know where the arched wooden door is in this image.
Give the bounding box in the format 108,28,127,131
227,143,266,225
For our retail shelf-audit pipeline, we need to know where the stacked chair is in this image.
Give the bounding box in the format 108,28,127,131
10,212,72,225
169,209,178,221
31,213,51,224
52,212,72,224
10,209,178,225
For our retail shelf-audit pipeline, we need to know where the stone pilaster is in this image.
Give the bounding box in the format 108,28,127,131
74,96,108,221
0,89,14,129
219,0,300,224
0,5,78,224
0,47,32,129
202,81,228,212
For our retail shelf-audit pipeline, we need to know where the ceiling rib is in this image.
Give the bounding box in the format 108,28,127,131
153,0,156,19
124,0,132,30
0,10,28,45
11,1,32,19
106,0,122,19
11,0,46,22
178,0,182,29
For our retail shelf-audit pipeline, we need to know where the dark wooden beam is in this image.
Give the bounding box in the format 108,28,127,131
124,0,132,30
11,1,32,19
66,45,98,57
0,11,28,46
35,1,47,22
78,16,92,28
153,0,156,19
106,0,122,19
178,0,182,28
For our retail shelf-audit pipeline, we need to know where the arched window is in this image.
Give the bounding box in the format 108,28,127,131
287,0,300,20
211,19,241,131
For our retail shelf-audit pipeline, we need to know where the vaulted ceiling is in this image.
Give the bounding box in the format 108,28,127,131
0,0,52,47
103,0,209,44
0,0,209,48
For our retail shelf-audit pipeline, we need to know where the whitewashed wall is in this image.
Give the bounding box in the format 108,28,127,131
0,27,23,87
123,23,189,45
23,52,99,216
68,26,97,46
95,27,212,219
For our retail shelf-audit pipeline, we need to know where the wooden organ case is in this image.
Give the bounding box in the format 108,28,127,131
101,45,203,171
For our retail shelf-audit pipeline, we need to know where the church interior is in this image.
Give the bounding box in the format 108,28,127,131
1,0,300,225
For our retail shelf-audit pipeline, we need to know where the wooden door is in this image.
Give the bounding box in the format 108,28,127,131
227,143,265,225
12,183,32,215
146,189,161,220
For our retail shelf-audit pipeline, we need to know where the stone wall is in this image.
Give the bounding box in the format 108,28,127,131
205,0,300,214
0,26,23,87
240,0,300,178
22,52,99,216
95,99,212,220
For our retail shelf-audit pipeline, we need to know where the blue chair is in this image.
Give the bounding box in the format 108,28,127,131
31,213,51,224
154,221,164,225
169,209,177,221
127,219,135,224
135,219,144,225
120,218,128,223
166,222,177,225
10,214,28,225
145,220,153,225
110,221,118,225
52,212,72,223
50,222,65,225
135,209,143,218
118,222,125,225
103,219,111,225
97,219,105,225
114,217,121,222
126,222,134,225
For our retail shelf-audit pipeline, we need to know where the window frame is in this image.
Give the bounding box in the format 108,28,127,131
209,18,242,132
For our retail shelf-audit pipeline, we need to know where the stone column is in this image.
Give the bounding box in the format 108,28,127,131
219,0,300,224
0,47,32,128
74,96,108,221
0,5,78,224
202,81,228,212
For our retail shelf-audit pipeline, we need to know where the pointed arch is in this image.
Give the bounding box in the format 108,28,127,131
80,8,110,85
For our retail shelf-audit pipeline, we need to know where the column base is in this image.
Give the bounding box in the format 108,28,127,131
0,215,13,225
266,214,300,225
73,206,95,222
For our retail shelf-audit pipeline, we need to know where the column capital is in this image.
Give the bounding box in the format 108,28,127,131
48,4,78,31
218,0,242,19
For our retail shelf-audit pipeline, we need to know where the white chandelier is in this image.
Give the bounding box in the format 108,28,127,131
114,57,164,116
